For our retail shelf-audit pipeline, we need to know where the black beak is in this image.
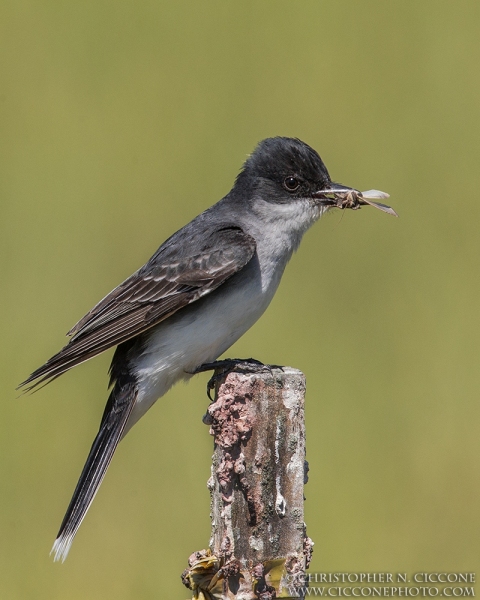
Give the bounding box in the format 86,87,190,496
312,184,359,206
312,184,397,217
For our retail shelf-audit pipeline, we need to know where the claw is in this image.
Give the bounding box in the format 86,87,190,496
189,358,268,401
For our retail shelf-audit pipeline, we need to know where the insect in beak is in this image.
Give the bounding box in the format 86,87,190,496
314,187,398,217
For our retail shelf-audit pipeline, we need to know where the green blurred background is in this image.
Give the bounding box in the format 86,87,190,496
1,1,480,598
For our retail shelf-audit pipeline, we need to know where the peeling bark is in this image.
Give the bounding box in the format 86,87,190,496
183,364,313,599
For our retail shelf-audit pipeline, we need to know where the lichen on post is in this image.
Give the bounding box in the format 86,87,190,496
182,364,313,600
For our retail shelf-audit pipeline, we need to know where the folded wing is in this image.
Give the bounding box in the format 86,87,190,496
19,226,256,390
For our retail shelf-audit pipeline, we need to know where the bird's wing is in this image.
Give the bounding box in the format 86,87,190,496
19,226,256,390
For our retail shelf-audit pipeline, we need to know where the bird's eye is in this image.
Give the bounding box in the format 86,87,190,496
284,176,300,192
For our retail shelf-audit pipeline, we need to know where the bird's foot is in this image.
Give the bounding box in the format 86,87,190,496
190,358,272,401
192,357,266,375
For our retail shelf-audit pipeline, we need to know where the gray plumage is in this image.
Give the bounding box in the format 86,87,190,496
19,137,393,561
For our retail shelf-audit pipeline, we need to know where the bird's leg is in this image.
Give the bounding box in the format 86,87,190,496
188,358,269,401
192,357,266,374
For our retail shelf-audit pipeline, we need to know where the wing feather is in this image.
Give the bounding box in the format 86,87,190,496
19,226,256,390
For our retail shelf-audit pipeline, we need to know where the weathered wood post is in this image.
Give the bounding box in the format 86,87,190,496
182,364,313,599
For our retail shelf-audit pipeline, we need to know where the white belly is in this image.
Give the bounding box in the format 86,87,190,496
123,194,326,432
126,261,281,430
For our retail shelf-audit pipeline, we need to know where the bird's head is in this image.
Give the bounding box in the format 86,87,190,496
235,137,396,219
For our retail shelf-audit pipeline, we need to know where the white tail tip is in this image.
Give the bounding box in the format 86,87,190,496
50,534,74,563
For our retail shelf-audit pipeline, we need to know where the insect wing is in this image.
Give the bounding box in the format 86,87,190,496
360,189,390,200
362,198,398,217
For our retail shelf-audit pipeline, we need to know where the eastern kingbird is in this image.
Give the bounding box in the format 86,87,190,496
19,137,396,561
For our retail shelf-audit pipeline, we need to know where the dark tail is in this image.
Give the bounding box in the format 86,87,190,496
51,380,137,562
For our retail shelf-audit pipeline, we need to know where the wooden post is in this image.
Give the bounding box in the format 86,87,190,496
182,364,313,599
